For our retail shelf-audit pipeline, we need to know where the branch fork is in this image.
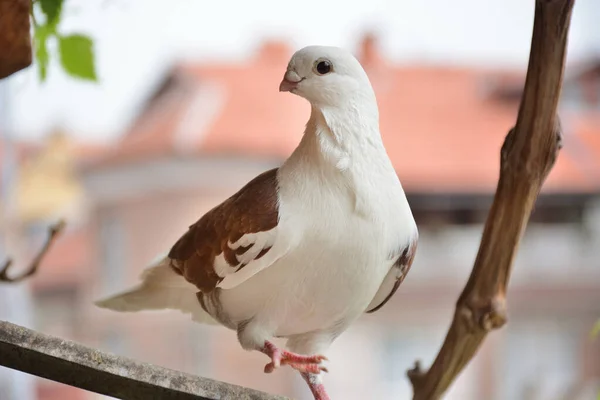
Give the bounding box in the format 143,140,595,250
0,219,65,283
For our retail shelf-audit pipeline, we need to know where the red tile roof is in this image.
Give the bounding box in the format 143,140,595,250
89,39,600,194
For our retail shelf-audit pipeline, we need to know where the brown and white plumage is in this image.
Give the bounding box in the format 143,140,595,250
169,168,281,293
96,45,418,400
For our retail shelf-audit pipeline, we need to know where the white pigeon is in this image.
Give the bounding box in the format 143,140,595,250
95,45,418,400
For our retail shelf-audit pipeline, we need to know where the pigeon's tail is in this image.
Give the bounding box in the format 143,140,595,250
94,255,219,326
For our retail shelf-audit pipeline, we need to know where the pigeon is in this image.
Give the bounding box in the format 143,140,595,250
95,45,418,400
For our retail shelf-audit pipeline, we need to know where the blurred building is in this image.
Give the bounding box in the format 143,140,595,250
4,35,600,400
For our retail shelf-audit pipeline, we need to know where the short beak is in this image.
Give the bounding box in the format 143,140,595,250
279,78,297,93
279,70,302,92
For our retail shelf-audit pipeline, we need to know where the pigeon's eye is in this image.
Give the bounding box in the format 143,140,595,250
314,60,332,75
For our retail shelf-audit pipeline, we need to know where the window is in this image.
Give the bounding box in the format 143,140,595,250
34,286,79,338
380,323,480,400
23,220,48,243
408,194,587,228
102,329,128,356
561,77,600,112
188,325,213,377
99,212,127,293
498,317,581,400
381,329,427,396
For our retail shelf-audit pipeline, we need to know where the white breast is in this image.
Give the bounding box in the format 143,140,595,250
216,146,415,337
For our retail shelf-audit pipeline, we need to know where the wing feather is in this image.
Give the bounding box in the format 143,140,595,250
366,236,418,313
168,168,288,292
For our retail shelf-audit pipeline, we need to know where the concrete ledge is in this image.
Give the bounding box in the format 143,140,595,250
0,320,289,400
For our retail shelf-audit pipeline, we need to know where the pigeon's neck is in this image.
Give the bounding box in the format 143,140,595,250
301,104,388,170
284,104,399,208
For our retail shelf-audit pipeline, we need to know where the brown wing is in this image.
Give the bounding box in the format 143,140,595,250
168,168,280,293
365,237,418,313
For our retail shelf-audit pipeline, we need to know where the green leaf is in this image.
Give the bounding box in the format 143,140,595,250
58,34,98,81
591,320,600,340
39,0,64,31
34,24,51,82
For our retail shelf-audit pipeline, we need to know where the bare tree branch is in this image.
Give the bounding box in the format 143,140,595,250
0,219,66,283
407,1,575,399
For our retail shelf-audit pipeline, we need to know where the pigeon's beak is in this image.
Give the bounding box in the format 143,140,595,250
279,70,303,93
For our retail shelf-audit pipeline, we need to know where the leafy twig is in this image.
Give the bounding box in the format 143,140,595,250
0,219,66,283
31,0,97,82
592,320,600,340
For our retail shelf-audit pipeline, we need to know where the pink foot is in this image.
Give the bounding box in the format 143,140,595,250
301,372,331,400
261,341,328,374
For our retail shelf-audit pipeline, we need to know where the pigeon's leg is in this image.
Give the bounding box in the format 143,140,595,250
237,322,328,374
261,340,328,374
300,372,331,400
285,332,333,399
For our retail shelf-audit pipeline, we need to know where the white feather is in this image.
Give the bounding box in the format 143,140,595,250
217,229,293,290
213,253,235,278
94,257,219,325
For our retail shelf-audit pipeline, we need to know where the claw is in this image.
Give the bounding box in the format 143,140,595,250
261,341,328,375
287,362,328,374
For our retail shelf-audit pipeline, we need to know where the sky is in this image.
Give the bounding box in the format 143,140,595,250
2,0,599,143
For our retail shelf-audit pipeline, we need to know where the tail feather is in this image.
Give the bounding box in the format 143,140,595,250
94,257,218,326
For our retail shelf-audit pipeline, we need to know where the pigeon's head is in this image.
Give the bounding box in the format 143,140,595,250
279,45,375,108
